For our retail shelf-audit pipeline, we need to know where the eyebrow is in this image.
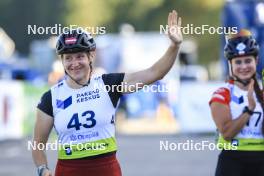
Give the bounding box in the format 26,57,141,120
234,58,252,62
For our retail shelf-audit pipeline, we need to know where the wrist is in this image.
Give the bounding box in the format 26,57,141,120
243,106,254,116
37,164,49,176
170,41,181,49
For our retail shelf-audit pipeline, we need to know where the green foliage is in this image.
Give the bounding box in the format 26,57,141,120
0,0,224,64
0,0,66,54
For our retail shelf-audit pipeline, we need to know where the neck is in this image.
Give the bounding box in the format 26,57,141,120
234,81,250,90
66,73,91,89
231,75,254,90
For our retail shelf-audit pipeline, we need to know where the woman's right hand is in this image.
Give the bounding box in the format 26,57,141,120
247,79,256,111
42,169,52,176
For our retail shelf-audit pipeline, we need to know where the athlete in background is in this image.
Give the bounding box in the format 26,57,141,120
210,29,264,176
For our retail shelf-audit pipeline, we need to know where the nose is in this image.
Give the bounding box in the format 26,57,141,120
71,57,80,67
240,62,248,69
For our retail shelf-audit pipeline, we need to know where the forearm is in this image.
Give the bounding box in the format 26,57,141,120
122,10,182,92
221,113,251,140
150,43,180,80
32,147,48,167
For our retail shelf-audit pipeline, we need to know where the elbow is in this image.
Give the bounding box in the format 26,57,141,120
222,135,233,141
221,131,235,141
218,122,236,141
156,74,165,81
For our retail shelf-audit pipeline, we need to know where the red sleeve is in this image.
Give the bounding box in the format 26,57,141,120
209,87,230,105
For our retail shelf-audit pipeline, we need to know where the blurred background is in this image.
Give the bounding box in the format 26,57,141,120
0,0,264,175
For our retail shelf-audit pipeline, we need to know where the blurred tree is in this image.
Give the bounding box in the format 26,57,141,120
0,0,224,65
64,0,164,32
113,0,223,65
0,0,66,55
65,0,115,28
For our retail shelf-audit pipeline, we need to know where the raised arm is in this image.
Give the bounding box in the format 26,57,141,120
122,10,182,93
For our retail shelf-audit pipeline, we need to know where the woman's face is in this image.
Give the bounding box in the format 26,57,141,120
231,55,257,80
62,52,91,82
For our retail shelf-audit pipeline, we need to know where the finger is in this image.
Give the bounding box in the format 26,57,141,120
173,10,177,26
178,17,182,28
250,79,255,90
43,170,52,176
167,12,170,27
168,12,172,28
248,80,255,95
251,79,255,85
248,84,253,94
171,12,174,25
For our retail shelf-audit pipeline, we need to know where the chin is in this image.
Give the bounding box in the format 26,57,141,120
68,73,81,81
238,76,252,80
73,76,84,82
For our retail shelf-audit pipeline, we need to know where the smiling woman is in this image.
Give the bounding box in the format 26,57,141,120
230,56,257,81
62,52,94,87
209,29,264,176
32,10,183,176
